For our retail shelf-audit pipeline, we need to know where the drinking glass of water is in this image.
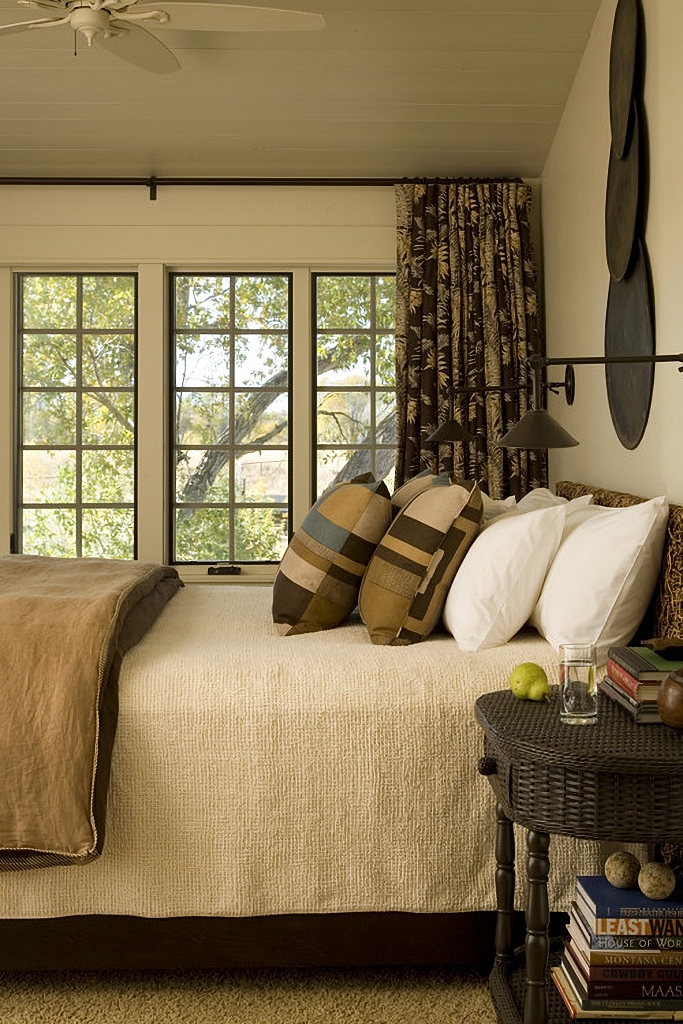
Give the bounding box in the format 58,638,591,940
559,643,597,725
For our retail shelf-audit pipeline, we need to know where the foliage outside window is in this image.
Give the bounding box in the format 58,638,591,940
16,274,136,559
13,270,397,567
314,274,396,498
172,274,291,564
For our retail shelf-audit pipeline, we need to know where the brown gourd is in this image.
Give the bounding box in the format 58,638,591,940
657,670,683,729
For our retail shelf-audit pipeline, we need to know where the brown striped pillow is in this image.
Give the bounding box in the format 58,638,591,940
272,476,392,635
358,479,483,645
390,469,452,516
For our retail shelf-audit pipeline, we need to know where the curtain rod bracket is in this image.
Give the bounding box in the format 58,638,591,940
147,177,157,201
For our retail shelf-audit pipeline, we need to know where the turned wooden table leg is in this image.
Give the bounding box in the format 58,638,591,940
525,828,550,1024
494,802,516,964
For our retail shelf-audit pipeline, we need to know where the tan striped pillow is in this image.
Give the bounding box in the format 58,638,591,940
359,479,483,645
272,476,392,635
390,469,452,516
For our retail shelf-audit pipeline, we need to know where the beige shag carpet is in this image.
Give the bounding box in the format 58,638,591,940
0,966,496,1023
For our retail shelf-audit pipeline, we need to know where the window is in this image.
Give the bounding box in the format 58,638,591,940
15,273,137,558
314,274,396,498
171,274,291,564
11,267,396,571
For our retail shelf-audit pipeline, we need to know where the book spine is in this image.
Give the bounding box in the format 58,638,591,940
608,646,652,678
598,680,661,722
593,919,683,936
576,885,683,920
583,964,683,983
577,993,683,1010
583,951,683,967
607,658,646,697
570,974,683,999
587,934,683,951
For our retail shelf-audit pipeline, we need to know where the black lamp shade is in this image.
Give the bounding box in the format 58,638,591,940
425,420,475,444
497,409,579,449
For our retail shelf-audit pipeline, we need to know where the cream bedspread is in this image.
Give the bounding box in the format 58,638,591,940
0,584,611,919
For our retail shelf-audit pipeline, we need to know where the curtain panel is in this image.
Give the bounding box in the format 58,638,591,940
394,180,547,498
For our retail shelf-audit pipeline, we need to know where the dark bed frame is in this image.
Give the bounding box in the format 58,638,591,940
0,911,526,971
1,482,680,972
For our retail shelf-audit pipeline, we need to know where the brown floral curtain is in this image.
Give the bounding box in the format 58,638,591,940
394,179,547,498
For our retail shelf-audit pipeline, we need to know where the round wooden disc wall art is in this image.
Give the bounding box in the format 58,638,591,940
605,0,654,449
609,0,638,158
605,104,639,282
605,241,654,451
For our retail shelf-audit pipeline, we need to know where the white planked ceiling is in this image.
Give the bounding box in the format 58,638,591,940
0,0,602,178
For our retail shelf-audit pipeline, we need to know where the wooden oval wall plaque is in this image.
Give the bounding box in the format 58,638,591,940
609,0,639,158
604,240,654,450
605,103,639,282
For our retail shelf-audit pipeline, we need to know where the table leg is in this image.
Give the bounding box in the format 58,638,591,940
494,803,516,964
525,829,550,1024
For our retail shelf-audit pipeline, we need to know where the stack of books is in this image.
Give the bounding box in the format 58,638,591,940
552,873,683,1019
599,645,683,723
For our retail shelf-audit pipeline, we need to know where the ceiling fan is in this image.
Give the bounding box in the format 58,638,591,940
0,0,325,73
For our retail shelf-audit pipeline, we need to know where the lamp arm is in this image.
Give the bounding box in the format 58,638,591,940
526,352,683,407
529,353,683,368
448,383,530,394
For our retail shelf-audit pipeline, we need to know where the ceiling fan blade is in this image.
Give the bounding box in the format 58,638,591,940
105,20,180,72
0,16,64,34
144,3,325,33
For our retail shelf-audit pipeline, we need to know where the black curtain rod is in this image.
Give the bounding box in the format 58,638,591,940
0,175,524,201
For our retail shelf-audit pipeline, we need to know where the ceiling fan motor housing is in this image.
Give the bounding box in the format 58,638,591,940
70,4,121,42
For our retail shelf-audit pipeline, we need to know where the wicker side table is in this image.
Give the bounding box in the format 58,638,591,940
474,688,683,1024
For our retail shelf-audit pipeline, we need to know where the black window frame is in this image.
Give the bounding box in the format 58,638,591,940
169,271,294,566
13,271,139,559
312,271,397,500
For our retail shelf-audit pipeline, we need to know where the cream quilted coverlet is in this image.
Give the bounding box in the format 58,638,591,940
0,585,608,919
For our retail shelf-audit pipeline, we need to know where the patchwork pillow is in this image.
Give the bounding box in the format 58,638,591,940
359,479,483,645
272,476,392,635
529,495,669,662
442,504,566,651
390,469,451,517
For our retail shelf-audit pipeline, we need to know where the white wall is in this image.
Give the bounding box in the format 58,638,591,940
0,185,396,557
0,184,396,265
541,0,683,504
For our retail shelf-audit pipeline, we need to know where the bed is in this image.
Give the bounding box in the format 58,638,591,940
0,480,680,971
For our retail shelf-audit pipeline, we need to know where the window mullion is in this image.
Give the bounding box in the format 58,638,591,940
292,267,313,531
0,268,13,554
136,263,166,563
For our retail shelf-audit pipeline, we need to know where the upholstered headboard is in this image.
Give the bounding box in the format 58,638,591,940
555,481,683,642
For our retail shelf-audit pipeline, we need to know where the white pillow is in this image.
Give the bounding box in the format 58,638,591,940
442,504,566,651
517,487,593,512
529,496,669,662
480,492,518,530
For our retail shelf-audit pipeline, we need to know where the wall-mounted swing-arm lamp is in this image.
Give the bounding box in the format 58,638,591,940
427,351,683,450
425,362,574,447
497,352,683,449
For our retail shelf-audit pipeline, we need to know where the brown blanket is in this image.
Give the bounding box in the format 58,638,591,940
0,556,183,870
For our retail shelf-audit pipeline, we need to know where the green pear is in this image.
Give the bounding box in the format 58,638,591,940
509,662,550,701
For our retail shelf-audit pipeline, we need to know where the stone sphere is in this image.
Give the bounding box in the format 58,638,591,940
638,861,676,900
604,851,640,889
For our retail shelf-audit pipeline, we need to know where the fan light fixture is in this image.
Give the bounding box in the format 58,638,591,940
0,1,325,72
429,352,683,451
